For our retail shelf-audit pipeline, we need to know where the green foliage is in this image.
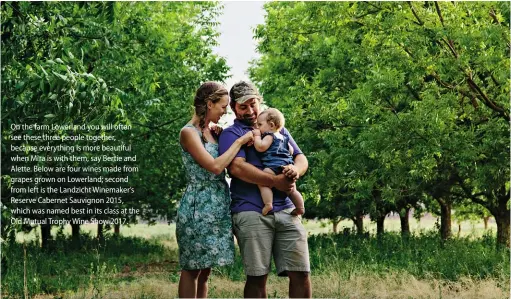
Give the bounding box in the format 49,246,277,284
306,231,510,281
250,1,510,245
1,2,229,238
453,200,492,222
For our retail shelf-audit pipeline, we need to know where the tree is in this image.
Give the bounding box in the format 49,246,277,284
250,2,509,246
1,2,229,247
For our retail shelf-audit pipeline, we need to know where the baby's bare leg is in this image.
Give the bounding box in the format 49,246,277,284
258,168,276,216
288,187,305,215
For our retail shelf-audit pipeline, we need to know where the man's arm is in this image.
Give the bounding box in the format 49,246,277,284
294,153,309,176
228,157,295,193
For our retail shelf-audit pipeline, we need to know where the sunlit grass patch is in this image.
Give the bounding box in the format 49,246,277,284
62,272,509,299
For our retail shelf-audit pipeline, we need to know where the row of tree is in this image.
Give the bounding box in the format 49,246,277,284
2,2,509,249
249,1,510,247
1,2,228,247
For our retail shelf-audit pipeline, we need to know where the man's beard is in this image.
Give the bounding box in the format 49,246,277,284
238,114,257,127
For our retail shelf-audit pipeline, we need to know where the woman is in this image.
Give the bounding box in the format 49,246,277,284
177,82,253,298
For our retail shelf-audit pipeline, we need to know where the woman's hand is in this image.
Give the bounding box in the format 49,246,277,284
252,129,261,137
237,131,254,145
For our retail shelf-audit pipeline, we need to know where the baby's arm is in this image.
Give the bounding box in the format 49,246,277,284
288,143,294,156
253,130,273,152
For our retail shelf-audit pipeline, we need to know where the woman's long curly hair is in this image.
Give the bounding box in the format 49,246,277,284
194,82,228,130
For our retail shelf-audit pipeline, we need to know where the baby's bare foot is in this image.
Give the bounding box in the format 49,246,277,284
262,204,273,216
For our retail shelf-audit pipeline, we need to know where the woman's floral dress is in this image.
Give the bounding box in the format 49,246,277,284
176,125,234,270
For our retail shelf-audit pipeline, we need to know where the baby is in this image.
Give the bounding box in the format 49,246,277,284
252,108,305,216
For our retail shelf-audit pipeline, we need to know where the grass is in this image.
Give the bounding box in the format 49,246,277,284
2,218,508,298
57,273,508,299
307,231,509,280
2,236,177,296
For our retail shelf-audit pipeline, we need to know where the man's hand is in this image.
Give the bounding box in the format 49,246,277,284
282,164,299,181
273,174,295,193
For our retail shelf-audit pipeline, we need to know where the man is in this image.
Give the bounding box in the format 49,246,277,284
218,81,311,298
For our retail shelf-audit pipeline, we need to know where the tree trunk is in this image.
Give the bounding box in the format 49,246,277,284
457,222,462,238
40,223,51,249
483,216,490,230
376,215,385,235
114,224,120,235
71,224,80,242
437,199,452,240
97,223,104,240
494,193,510,248
495,212,510,248
353,215,364,234
400,208,410,236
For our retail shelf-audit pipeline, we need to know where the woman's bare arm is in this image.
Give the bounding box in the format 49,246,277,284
180,127,251,175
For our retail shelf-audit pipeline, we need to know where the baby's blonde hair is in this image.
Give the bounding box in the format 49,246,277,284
260,108,285,131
